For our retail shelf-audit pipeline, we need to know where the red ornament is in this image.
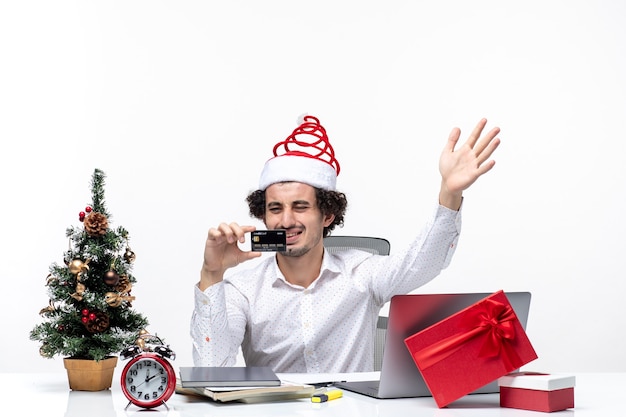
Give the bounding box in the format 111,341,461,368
81,316,88,324
85,206,93,213
81,309,89,316
79,211,86,222
88,313,96,321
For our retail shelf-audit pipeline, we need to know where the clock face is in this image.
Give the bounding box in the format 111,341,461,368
120,353,176,408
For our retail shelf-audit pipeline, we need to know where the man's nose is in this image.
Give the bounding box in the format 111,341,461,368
279,208,296,227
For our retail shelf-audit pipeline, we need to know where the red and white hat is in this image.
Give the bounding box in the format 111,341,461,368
258,115,340,191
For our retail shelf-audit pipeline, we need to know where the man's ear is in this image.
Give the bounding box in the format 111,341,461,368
323,213,335,228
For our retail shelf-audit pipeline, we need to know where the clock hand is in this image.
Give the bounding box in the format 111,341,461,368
136,371,155,388
135,376,156,390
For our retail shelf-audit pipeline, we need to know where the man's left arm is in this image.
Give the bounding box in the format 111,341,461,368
369,202,461,305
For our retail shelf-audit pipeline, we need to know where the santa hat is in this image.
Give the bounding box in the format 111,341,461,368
258,115,340,191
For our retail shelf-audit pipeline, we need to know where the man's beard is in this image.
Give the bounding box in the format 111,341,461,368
283,245,312,257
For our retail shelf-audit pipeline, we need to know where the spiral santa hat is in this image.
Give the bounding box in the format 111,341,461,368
258,115,340,191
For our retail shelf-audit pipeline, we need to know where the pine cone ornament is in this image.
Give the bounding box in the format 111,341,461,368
115,275,132,293
84,311,110,333
83,212,108,236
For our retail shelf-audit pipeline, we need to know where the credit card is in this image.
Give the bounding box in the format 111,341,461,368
251,230,287,252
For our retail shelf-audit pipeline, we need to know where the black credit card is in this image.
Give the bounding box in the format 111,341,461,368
251,230,287,252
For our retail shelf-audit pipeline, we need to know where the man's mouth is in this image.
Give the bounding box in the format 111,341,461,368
285,230,301,244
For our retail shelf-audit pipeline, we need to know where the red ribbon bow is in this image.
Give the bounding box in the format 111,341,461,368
412,298,522,371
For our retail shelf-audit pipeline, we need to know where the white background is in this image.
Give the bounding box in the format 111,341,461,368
1,1,624,373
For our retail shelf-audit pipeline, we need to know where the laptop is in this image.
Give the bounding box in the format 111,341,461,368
335,291,532,399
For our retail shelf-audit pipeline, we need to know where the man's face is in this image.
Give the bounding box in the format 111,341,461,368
264,182,334,257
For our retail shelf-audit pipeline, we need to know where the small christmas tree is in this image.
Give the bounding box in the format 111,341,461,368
30,169,149,361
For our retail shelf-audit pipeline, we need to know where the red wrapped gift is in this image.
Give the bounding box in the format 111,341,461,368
499,372,575,412
404,290,538,408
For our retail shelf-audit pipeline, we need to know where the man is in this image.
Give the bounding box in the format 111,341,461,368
191,115,500,372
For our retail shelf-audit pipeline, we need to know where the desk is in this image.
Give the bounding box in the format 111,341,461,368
2,371,621,416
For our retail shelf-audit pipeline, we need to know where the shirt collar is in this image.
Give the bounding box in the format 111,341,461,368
270,248,343,288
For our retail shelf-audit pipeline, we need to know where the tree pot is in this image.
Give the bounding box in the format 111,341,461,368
63,356,118,391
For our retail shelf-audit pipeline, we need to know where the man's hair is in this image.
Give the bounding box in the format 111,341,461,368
246,184,348,238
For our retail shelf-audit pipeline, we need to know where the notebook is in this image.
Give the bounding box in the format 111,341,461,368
335,291,532,399
179,366,281,388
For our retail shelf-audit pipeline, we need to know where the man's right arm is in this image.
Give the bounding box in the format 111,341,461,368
192,222,261,365
199,222,262,291
190,281,244,367
198,268,226,291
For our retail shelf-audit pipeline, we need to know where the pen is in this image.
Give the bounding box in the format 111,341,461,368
311,389,343,403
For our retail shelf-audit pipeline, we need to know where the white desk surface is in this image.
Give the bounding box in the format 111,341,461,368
3,370,620,416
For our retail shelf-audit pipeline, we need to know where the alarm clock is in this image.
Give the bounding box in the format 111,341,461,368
120,333,176,410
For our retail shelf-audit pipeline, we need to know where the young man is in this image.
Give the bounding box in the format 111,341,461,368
191,115,500,372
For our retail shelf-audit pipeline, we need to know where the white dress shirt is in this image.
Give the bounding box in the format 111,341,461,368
191,204,462,373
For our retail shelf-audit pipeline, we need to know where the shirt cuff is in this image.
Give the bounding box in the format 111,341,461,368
194,281,225,317
436,201,463,233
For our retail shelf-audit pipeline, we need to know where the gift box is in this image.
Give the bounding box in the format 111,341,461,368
404,290,538,408
499,372,575,412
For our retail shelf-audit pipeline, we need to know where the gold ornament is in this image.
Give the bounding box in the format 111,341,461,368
104,292,136,308
124,246,136,263
45,274,58,286
135,337,146,351
135,329,151,351
68,260,88,301
70,282,86,301
38,299,56,315
39,343,53,358
105,292,122,307
68,259,89,275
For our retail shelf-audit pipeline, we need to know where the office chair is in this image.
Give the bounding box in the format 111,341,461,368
323,236,390,371
323,236,390,256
